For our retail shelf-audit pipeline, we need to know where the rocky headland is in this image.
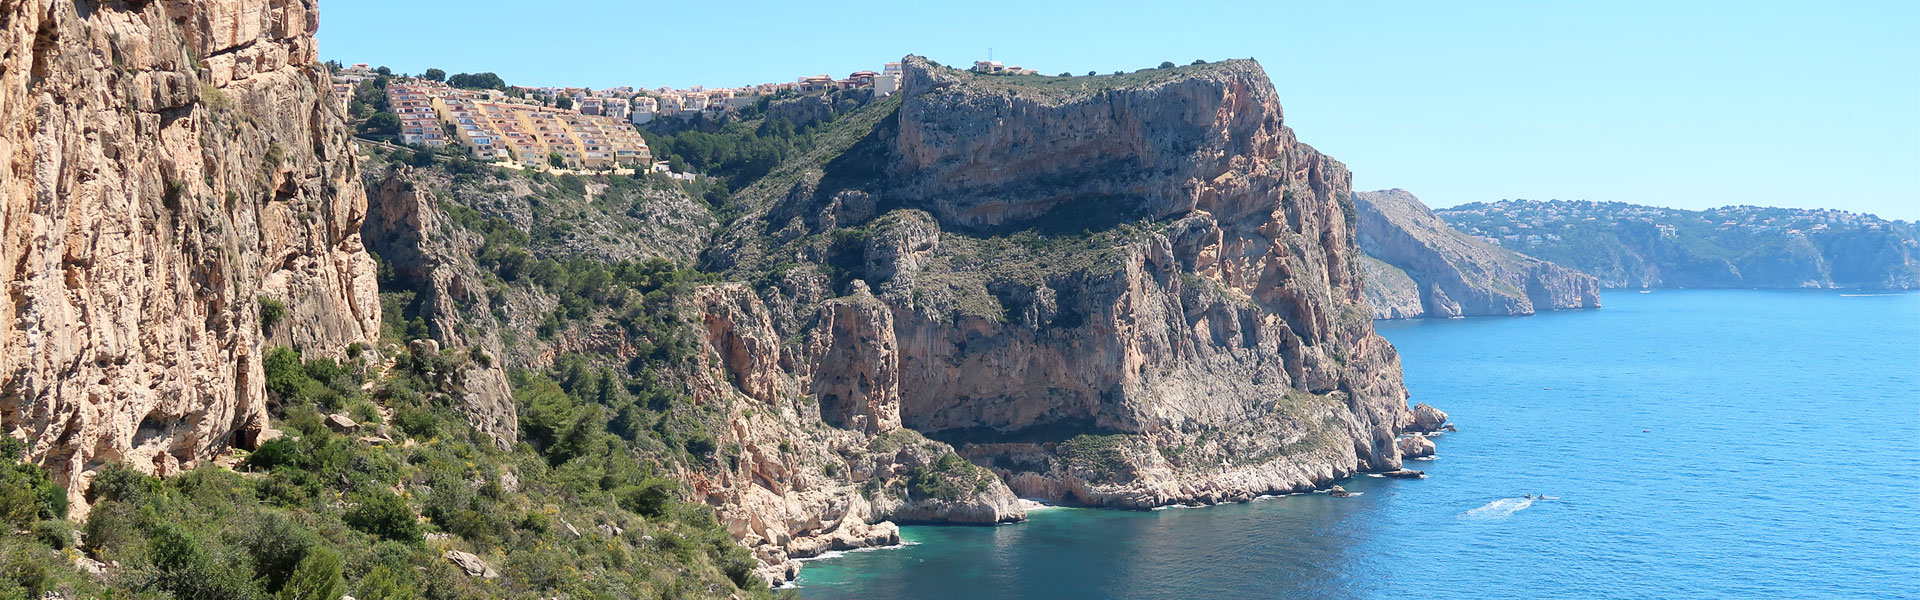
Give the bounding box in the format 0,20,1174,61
1355,189,1601,319
0,6,1453,589
1437,199,1920,289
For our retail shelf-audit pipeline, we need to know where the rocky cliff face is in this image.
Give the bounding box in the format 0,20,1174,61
0,0,378,506
356,57,1448,586
361,167,516,445
707,56,1433,515
1356,189,1600,319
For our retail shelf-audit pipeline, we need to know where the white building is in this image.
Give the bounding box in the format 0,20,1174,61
873,73,899,97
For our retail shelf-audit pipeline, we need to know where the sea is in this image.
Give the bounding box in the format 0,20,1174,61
793,289,1920,599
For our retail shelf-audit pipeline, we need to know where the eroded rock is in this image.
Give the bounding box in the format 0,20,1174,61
443,550,498,579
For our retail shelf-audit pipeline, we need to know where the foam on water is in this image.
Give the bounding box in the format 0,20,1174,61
795,540,919,563
1461,496,1534,520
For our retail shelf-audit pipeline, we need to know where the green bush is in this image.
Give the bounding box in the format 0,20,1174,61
616,479,678,518
245,438,303,471
141,521,265,600
355,565,417,600
0,543,50,596
905,453,991,501
0,459,67,528
276,546,345,600
232,511,319,593
32,519,71,550
343,490,420,543
1056,434,1133,482
391,406,441,440
260,297,288,329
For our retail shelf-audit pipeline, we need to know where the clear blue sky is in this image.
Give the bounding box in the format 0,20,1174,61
319,0,1920,220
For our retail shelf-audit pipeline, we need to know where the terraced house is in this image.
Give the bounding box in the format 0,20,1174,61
387,81,650,170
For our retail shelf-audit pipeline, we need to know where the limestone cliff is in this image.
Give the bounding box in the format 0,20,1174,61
360,57,1448,586
707,56,1432,513
0,0,378,504
1356,189,1600,319
361,166,516,445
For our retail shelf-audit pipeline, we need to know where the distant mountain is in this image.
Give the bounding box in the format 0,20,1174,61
1436,201,1920,289
1355,190,1601,319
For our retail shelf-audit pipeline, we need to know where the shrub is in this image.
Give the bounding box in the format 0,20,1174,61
32,519,71,550
232,511,320,593
0,545,49,597
355,565,417,600
142,521,264,600
615,479,677,518
905,453,990,501
391,406,440,440
264,346,315,401
1159,61,1176,69
0,466,62,528
1056,434,1133,482
0,437,22,462
277,547,345,600
245,438,304,472
344,490,420,543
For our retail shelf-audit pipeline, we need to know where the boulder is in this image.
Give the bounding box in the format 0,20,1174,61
1328,485,1352,498
443,550,498,579
1381,469,1425,479
1411,403,1449,432
324,414,360,433
1397,435,1436,459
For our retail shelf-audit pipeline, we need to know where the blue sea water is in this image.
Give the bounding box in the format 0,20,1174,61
794,290,1920,599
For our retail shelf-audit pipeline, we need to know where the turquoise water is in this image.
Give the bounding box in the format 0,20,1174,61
794,290,1920,599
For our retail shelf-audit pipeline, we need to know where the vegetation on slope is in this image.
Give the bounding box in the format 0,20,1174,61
0,338,781,599
1438,200,1920,288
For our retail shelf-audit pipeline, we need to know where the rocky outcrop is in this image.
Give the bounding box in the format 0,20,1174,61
363,56,1445,587
443,550,499,579
706,55,1432,515
0,0,378,506
685,284,1024,584
1356,189,1600,319
1410,402,1449,432
362,167,515,445
1397,434,1435,459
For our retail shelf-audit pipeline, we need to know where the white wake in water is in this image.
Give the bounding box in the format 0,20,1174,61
1461,497,1535,520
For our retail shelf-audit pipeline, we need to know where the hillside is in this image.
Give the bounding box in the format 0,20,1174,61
1355,190,1600,319
0,15,1453,592
1437,200,1920,289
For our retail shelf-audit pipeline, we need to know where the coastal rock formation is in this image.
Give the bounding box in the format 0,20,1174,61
1436,199,1920,289
1355,189,1600,319
706,55,1430,514
1397,435,1435,459
358,56,1445,585
0,0,378,505
1411,402,1450,432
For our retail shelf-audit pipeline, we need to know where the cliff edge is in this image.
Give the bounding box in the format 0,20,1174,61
0,0,378,506
705,55,1434,520
1356,189,1600,319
